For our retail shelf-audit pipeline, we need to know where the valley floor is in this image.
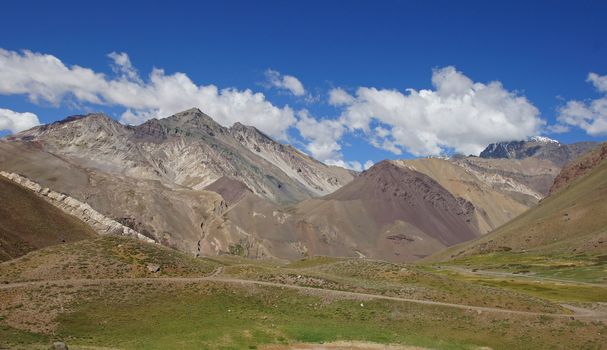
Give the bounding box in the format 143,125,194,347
1,236,606,350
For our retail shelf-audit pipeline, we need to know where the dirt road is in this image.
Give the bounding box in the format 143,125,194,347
1,272,605,320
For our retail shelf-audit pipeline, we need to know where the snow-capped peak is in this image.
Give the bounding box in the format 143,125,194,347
530,136,559,144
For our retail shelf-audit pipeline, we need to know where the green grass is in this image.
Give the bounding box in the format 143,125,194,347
221,258,563,313
1,239,606,349
423,254,607,303
42,282,606,350
285,256,344,269
0,323,49,348
435,251,607,284
458,277,606,302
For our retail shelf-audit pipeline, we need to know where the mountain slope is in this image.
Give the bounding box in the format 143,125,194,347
0,176,96,261
2,108,597,263
393,158,529,233
203,161,480,262
429,149,607,262
320,161,478,246
0,140,224,254
550,142,607,195
9,108,354,204
230,122,355,196
479,137,597,166
0,109,354,257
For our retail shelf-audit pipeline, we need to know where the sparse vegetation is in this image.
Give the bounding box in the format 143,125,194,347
2,245,606,349
0,235,219,283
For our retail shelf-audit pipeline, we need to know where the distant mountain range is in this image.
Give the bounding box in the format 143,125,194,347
430,141,607,262
0,108,600,261
479,136,596,166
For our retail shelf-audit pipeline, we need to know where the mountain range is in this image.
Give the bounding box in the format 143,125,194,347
0,108,599,261
429,141,607,262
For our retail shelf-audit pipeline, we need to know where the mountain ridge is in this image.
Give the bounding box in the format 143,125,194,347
479,137,597,166
2,108,602,262
9,108,355,204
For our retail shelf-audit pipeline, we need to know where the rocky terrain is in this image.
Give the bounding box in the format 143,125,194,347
199,161,480,262
550,142,607,194
395,158,536,234
0,109,354,255
10,108,354,204
0,171,153,243
430,143,607,261
0,108,599,262
479,136,597,166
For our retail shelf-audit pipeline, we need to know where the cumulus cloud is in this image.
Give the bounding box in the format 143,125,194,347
335,66,544,156
296,110,345,162
294,110,372,171
108,51,141,82
324,159,374,172
264,69,306,96
556,72,607,136
0,49,295,140
0,108,40,133
588,72,607,93
328,88,355,106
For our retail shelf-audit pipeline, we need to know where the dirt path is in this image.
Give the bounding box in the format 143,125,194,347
441,266,606,286
260,340,431,350
1,274,606,320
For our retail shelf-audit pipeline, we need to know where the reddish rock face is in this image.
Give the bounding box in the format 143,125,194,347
549,142,607,195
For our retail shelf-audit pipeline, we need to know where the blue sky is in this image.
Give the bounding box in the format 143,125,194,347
1,0,606,169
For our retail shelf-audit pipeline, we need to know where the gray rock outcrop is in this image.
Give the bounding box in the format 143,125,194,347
0,171,154,244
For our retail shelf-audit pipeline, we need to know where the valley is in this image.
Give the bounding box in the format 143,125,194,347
2,4,606,349
1,236,606,349
0,110,606,349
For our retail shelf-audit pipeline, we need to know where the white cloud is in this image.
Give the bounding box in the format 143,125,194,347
295,110,345,162
588,72,607,93
325,159,367,172
264,69,306,96
0,49,296,140
0,108,40,133
335,66,544,156
108,51,141,83
546,123,570,134
556,72,607,136
295,110,372,171
328,88,354,106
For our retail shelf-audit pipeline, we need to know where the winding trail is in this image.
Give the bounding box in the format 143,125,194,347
1,270,606,320
440,266,606,287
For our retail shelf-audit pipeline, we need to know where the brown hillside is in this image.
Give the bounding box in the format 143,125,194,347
0,177,96,261
549,142,607,195
205,176,252,205
323,160,478,246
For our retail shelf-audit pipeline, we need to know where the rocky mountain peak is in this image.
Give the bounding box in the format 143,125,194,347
10,112,124,142
230,122,275,147
325,159,478,247
479,138,598,166
55,112,113,124
154,108,227,138
530,135,560,144
167,108,222,127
